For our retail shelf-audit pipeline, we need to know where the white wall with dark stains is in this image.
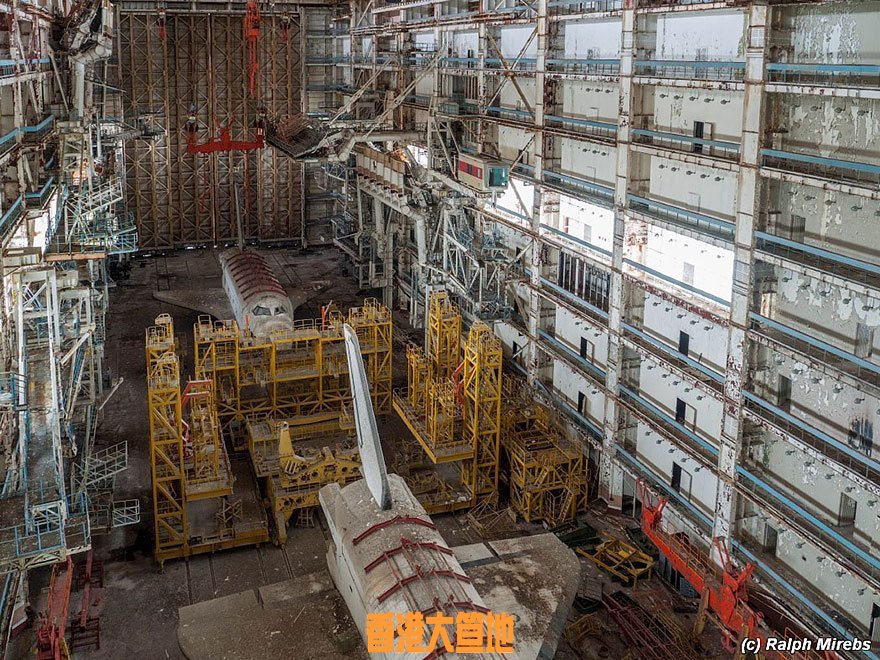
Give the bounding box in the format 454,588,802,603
647,156,738,221
755,435,880,552
782,1,880,65
554,304,609,371
560,81,618,121
560,138,616,186
767,182,880,266
772,96,880,165
773,267,880,360
637,359,724,445
740,515,880,634
749,347,879,469
552,358,605,426
641,292,728,374
651,87,743,143
563,18,621,60
636,430,717,517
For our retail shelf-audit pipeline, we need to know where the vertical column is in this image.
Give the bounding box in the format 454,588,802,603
599,0,636,508
526,0,547,387
713,3,769,549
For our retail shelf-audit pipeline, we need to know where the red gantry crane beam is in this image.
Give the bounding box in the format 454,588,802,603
637,481,835,660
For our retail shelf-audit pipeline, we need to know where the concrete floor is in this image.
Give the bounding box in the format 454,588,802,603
11,248,724,659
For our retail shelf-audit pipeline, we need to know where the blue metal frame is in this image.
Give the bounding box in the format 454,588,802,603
623,258,731,306
755,231,880,279
632,128,740,156
761,148,880,176
621,321,725,383
540,222,613,257
538,329,607,380
543,170,615,202
627,193,735,240
750,312,880,379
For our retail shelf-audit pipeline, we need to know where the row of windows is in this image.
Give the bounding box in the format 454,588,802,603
557,250,610,311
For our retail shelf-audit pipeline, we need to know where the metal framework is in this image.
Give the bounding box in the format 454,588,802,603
247,419,361,542
145,314,187,562
193,298,392,446
501,401,587,526
426,290,460,382
460,321,502,503
118,11,305,247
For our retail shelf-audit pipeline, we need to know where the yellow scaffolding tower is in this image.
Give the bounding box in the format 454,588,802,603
146,314,187,562
426,290,461,382
193,299,392,445
461,321,502,503
182,379,233,501
501,386,588,526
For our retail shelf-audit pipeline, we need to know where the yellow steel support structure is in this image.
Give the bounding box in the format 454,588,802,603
426,291,461,382
501,392,588,526
146,314,188,563
246,419,362,543
461,322,502,503
193,300,392,444
346,298,393,414
183,379,233,501
406,344,429,412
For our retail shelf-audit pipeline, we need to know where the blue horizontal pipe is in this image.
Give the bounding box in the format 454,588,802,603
543,170,615,198
762,148,880,176
767,62,880,74
636,59,746,69
627,193,735,234
623,258,731,306
750,312,880,378
621,321,725,383
632,128,740,152
538,328,607,380
755,231,880,278
545,114,617,132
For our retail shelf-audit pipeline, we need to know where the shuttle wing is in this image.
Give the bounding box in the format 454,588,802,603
343,323,391,510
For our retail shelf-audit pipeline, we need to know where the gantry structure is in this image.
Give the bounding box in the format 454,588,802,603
148,299,392,555
146,314,269,565
297,0,880,644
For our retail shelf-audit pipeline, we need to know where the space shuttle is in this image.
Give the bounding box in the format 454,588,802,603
152,248,329,336
321,326,580,659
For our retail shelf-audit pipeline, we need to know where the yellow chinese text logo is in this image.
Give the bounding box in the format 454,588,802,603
366,610,515,654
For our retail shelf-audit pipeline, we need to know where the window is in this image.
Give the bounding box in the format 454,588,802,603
252,305,271,316
675,398,696,429
848,418,874,457
580,337,594,360
693,121,705,155
671,462,691,498
789,214,806,242
762,525,778,554
838,492,857,527
777,375,792,411
678,331,690,357
856,323,874,359
682,262,695,286
582,223,592,244
577,391,588,416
